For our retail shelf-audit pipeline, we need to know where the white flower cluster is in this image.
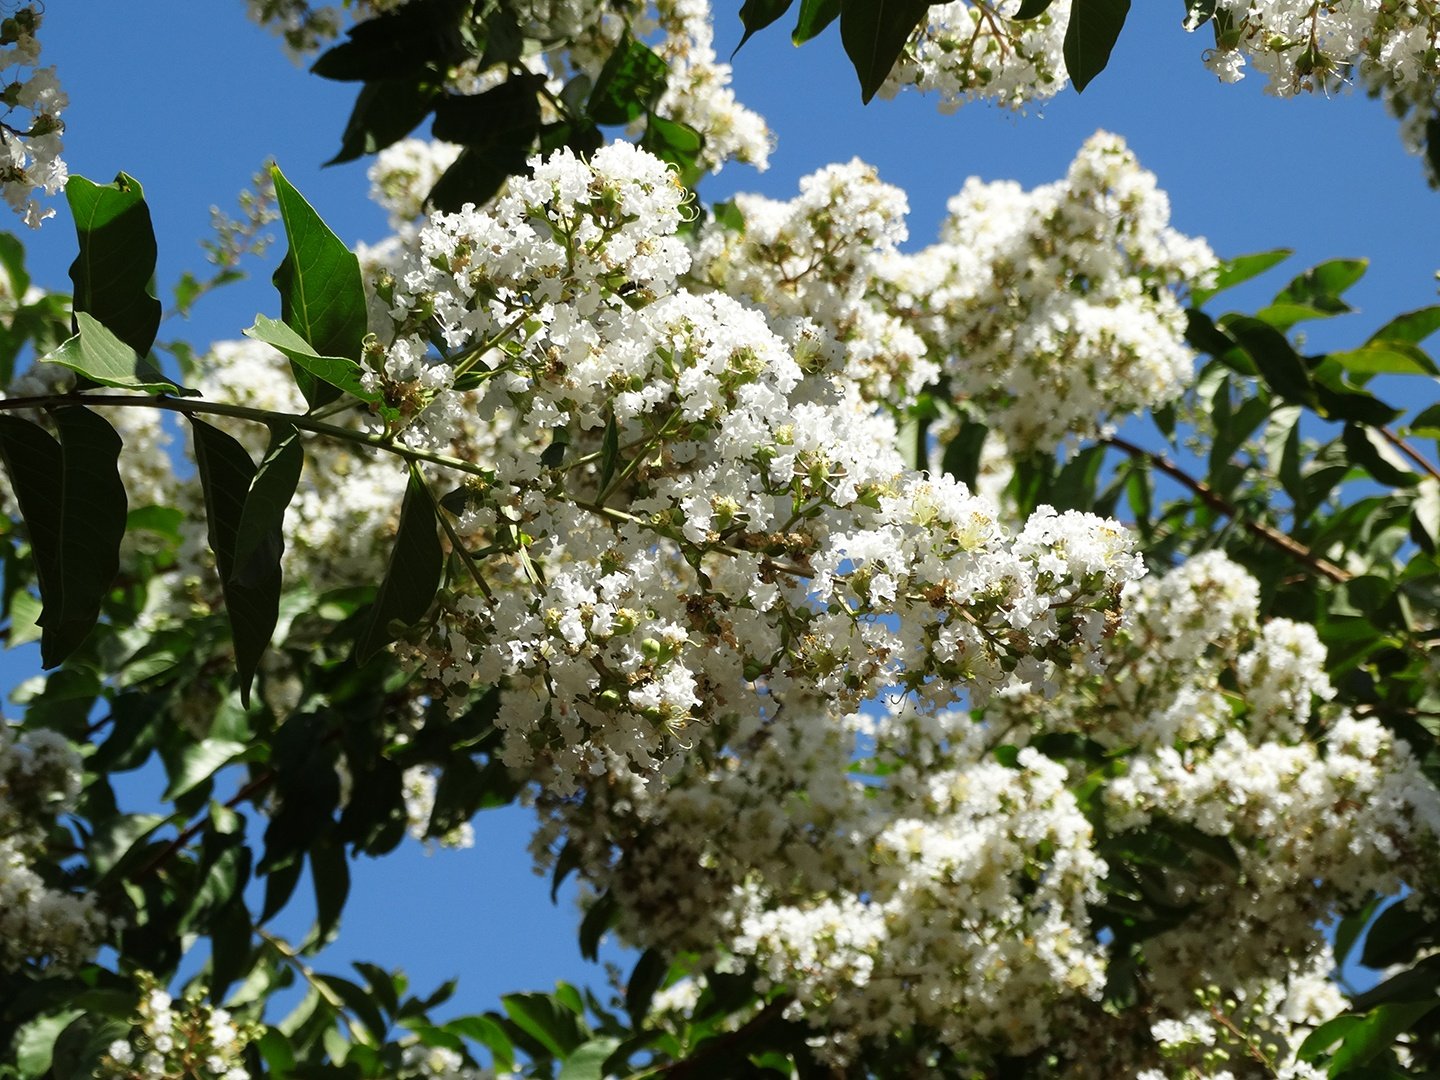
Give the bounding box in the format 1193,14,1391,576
649,0,772,171
99,985,253,1080
880,130,1216,449
882,0,1073,110
1194,0,1440,95
691,158,937,403
376,140,1141,791
0,5,65,228
400,1043,512,1080
0,723,109,973
529,551,1438,1068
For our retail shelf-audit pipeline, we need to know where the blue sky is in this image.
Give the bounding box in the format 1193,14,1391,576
14,0,1440,1024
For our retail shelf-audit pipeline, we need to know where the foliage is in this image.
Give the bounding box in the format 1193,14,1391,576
1,2,1440,1079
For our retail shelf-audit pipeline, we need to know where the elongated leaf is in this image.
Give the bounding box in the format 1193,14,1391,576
1013,0,1056,17
355,465,443,663
1330,1000,1438,1073
270,166,368,408
588,35,669,125
1330,342,1438,378
191,419,300,705
501,993,584,1059
44,312,197,395
738,0,795,50
841,0,930,102
244,315,376,402
1222,314,1313,403
0,407,127,667
431,74,546,146
163,738,248,800
1190,248,1291,306
1274,257,1367,310
557,1037,621,1080
233,425,304,589
792,0,841,43
311,0,470,81
1370,305,1440,346
1064,0,1131,92
328,78,440,165
66,173,162,357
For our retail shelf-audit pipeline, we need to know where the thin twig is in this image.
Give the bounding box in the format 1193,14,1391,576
1102,433,1351,583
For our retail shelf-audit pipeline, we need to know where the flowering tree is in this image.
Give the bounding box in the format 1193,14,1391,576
3,2,1440,1078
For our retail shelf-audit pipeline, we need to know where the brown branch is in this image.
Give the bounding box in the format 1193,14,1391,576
1102,434,1351,584
132,768,276,881
1381,426,1440,483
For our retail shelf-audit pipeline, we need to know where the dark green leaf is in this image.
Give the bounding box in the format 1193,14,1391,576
163,738,248,800
1064,0,1130,92
429,141,534,213
66,172,162,357
1222,314,1312,403
270,165,368,407
431,74,546,146
355,465,443,663
311,0,470,81
588,35,669,125
244,315,377,402
625,949,668,1025
1342,423,1417,487
52,1015,134,1080
318,974,385,1042
310,839,352,949
1013,0,1056,18
792,0,841,43
329,78,441,165
840,0,930,103
0,406,127,667
598,414,620,493
190,418,298,705
43,312,197,395
1190,248,1291,306
738,0,796,50
579,889,618,961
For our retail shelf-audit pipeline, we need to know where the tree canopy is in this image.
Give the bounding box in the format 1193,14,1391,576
3,2,1440,1078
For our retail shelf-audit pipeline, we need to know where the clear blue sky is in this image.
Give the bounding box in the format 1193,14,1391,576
15,0,1439,1022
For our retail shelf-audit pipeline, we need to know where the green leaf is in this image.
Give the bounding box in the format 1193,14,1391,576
329,78,441,165
1369,304,1440,346
737,0,796,50
625,948,667,1025
270,165,368,408
1012,0,1056,17
792,0,841,43
502,993,584,1059
558,1037,622,1080
244,315,377,402
66,172,162,358
191,418,302,704
840,0,930,103
13,1010,84,1078
588,35,669,125
355,465,443,663
1222,314,1313,403
1342,423,1417,487
1064,0,1131,92
0,407,127,667
52,1015,134,1080
8,587,41,648
1274,257,1367,310
1330,341,1438,378
1297,1013,1363,1063
1190,248,1292,306
428,138,535,212
641,115,705,188
311,0,470,81
431,74,546,146
579,889,618,961
1330,1000,1438,1073
43,311,197,395
598,414,620,492
233,424,304,590
310,838,352,948
163,738,248,800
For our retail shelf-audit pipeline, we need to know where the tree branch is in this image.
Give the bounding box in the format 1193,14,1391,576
1101,434,1351,584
